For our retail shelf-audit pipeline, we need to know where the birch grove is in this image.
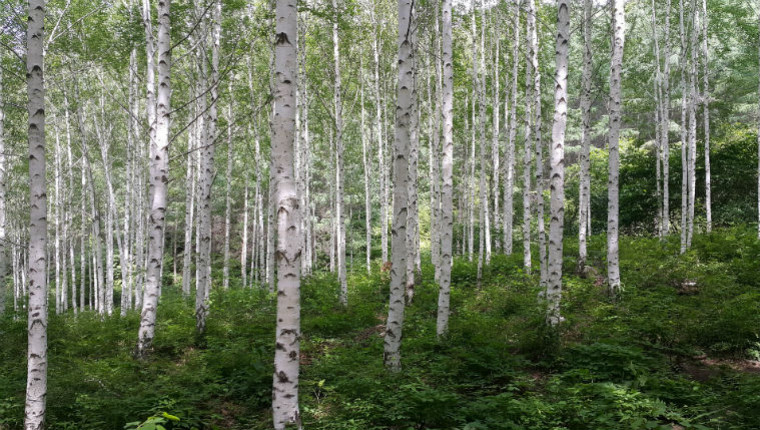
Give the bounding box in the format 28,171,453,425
4,0,759,426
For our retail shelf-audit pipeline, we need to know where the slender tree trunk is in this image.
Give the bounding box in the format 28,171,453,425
679,0,688,253
406,20,420,302
0,65,7,315
492,20,500,252
652,0,664,237
24,0,48,425
54,120,62,315
607,0,626,293
578,0,592,270
374,6,388,265
242,183,250,287
271,0,302,425
505,0,520,256
332,0,347,306
431,3,443,280
530,0,547,287
436,0,454,338
687,0,697,248
137,0,171,357
701,0,710,232
662,0,672,236
196,0,221,334
223,86,233,290
361,69,372,274
546,0,569,326
384,0,414,371
523,0,536,274
182,106,197,295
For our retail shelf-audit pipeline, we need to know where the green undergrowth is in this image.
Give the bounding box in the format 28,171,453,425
1,227,760,429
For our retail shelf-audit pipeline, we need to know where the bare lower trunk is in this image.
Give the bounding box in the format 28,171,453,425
24,0,48,425
546,0,569,326
137,0,171,357
578,0,592,270
270,0,302,426
701,0,710,233
504,0,519,256
607,0,626,293
384,0,414,371
333,0,347,306
436,0,454,337
523,0,536,274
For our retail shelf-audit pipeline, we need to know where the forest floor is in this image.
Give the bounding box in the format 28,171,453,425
2,228,760,429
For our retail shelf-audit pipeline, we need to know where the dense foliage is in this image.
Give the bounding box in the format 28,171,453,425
2,230,760,429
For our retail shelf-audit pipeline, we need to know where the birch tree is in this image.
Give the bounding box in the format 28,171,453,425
137,0,172,357
546,0,569,325
270,0,302,425
384,0,413,371
578,0,592,270
435,0,454,338
607,0,626,293
504,0,519,256
24,0,48,426
332,0,347,306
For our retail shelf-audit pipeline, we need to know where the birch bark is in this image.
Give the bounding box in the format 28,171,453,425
436,0,454,337
24,0,48,425
384,0,413,371
137,0,172,357
546,0,569,326
271,0,302,425
578,0,592,270
607,0,626,293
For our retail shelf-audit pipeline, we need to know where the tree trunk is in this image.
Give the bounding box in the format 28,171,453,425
374,5,388,265
687,0,697,248
530,0,547,288
504,0,519,256
436,0,454,338
223,85,233,290
546,0,569,326
607,0,626,293
384,0,414,371
196,0,221,334
523,0,536,274
701,0,710,233
271,0,302,425
24,0,48,426
679,0,688,253
361,67,372,274
662,0,672,236
333,0,347,306
137,0,171,357
578,0,592,270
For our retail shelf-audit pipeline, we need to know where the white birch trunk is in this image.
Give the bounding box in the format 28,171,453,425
546,0,569,326
436,0,454,337
271,0,302,425
223,86,233,290
361,69,372,274
662,0,672,236
137,0,171,357
384,0,413,371
607,0,626,293
679,0,688,253
523,0,536,274
24,0,48,425
504,0,520,256
332,0,347,306
687,0,697,248
578,0,592,270
701,0,710,232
